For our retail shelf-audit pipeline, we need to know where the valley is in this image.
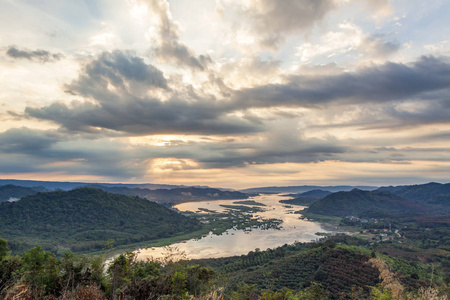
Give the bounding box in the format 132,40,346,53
0,181,448,299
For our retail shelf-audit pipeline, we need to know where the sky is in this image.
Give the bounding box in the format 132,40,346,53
1,0,450,189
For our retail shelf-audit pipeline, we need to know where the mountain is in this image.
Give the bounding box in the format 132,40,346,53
280,189,332,206
0,179,183,191
296,189,332,198
0,188,201,254
376,182,450,206
87,185,249,204
0,184,46,202
305,189,425,217
241,185,377,194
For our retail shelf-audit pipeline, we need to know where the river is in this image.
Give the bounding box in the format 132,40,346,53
136,194,332,260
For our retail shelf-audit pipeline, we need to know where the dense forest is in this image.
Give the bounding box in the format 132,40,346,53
0,236,447,299
305,189,425,217
0,188,201,254
376,182,450,206
0,185,46,202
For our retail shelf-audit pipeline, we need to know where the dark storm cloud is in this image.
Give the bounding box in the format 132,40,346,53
24,54,450,136
6,46,63,63
25,50,260,135
242,0,336,47
388,99,450,127
25,99,261,135
66,50,168,95
232,56,450,109
0,127,61,153
0,127,149,178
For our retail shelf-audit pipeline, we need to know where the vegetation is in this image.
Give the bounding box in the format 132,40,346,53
2,236,448,299
305,189,424,217
0,182,449,299
0,240,215,299
300,183,450,299
0,188,201,254
377,182,450,205
196,239,381,298
219,204,266,213
0,184,46,202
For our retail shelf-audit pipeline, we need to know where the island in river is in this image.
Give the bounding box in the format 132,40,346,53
136,193,338,260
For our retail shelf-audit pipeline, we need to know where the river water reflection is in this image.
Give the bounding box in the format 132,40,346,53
136,194,330,260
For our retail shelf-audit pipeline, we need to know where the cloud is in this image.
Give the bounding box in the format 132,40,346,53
145,0,212,70
222,0,336,48
6,46,63,63
360,35,399,58
233,56,450,109
23,54,450,137
363,0,393,21
0,127,61,153
0,127,149,179
219,57,281,88
25,50,260,135
296,22,400,63
65,50,168,96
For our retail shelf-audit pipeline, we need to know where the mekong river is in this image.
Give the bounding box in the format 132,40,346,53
136,194,332,260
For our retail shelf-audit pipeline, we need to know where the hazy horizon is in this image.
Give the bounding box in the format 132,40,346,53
1,1,450,189
1,177,448,191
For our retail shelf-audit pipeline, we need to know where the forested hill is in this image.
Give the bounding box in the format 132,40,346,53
88,185,249,204
0,188,201,254
376,182,450,206
280,189,332,206
0,184,46,202
305,189,425,217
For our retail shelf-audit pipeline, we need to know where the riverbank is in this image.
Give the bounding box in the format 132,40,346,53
134,194,331,260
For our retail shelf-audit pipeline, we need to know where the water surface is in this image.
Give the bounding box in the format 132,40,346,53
136,194,329,260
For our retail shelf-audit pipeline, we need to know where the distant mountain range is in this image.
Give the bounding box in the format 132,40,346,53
0,181,248,205
0,179,185,191
241,185,378,194
376,182,450,204
88,185,248,205
280,189,332,206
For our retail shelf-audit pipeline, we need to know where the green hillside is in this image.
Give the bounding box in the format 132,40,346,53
0,188,201,254
0,184,46,202
195,238,384,298
377,182,450,206
305,189,424,217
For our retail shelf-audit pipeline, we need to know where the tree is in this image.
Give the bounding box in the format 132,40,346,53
0,238,9,260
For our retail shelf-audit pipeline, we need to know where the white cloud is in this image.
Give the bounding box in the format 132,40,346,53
295,22,399,64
